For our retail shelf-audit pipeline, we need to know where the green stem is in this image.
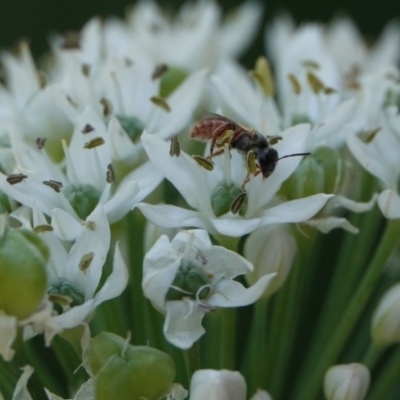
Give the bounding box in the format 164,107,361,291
366,345,400,400
293,219,400,400
240,298,269,395
182,341,201,387
219,308,237,370
361,343,383,370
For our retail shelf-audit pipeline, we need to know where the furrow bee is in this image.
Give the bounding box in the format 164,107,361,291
190,113,309,179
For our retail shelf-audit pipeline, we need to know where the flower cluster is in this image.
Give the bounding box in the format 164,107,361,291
0,2,400,400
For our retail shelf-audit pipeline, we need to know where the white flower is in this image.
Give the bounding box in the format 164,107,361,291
15,205,128,343
143,229,275,349
189,369,246,400
371,283,400,346
0,108,162,239
137,130,333,237
250,389,273,400
324,363,370,400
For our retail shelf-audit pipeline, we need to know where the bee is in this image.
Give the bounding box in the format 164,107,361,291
190,113,309,179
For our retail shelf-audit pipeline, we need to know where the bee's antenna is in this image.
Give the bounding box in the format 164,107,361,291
278,152,311,160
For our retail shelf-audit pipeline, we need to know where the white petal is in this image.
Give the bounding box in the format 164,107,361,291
66,206,110,299
103,180,139,224
190,369,247,400
258,194,333,225
163,383,188,400
143,235,182,312
141,133,212,213
164,300,206,349
0,313,17,361
330,193,378,213
209,273,276,308
94,243,129,306
305,217,359,234
12,365,34,400
378,190,400,219
137,203,210,231
74,378,96,400
51,300,95,332
210,217,262,237
250,390,273,400
51,208,82,241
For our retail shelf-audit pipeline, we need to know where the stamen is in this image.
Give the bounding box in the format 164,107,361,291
192,155,214,171
33,225,54,233
106,163,116,184
43,180,63,193
169,135,180,157
183,232,195,262
84,137,105,149
81,124,94,134
307,72,324,94
110,71,126,115
152,63,169,80
79,252,94,274
150,96,171,112
36,137,46,149
223,144,232,185
100,97,113,117
6,173,27,185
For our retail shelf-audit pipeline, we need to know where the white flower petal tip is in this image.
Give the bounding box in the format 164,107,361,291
12,365,35,400
0,313,17,361
304,217,359,234
250,389,273,400
190,370,247,400
331,194,378,213
378,190,400,219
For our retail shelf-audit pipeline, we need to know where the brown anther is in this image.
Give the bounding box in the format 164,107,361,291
82,124,95,134
106,163,116,183
288,74,301,95
33,225,54,233
230,192,247,214
359,128,381,143
43,180,63,193
152,63,169,80
62,31,81,49
37,71,47,89
169,135,180,157
84,221,96,231
81,64,91,77
124,58,133,67
36,137,47,149
246,150,257,175
48,294,72,306
302,60,320,70
307,72,324,94
79,252,94,273
150,96,171,112
100,97,113,117
192,155,214,171
6,173,27,185
84,137,105,149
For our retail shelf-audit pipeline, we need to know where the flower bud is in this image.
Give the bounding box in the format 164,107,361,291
63,184,101,220
48,278,85,313
116,116,145,143
371,283,400,346
280,147,342,200
190,369,246,400
250,389,273,400
166,261,211,301
89,332,176,400
324,363,370,400
211,180,247,217
0,229,48,319
160,66,188,98
244,225,296,296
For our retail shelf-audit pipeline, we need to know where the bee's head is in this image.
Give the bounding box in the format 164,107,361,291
257,148,279,179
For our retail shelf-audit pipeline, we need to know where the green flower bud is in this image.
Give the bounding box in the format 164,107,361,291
63,184,101,220
160,66,188,98
291,114,312,126
90,332,176,400
211,181,247,217
116,116,145,143
0,229,48,319
166,261,211,301
48,278,85,310
280,147,342,200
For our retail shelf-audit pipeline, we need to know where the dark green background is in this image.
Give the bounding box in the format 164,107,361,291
0,0,399,64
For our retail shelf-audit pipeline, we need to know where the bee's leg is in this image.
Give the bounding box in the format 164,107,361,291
206,148,225,160
242,165,262,189
209,123,230,160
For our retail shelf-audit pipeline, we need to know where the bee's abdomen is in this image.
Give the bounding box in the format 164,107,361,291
190,120,228,141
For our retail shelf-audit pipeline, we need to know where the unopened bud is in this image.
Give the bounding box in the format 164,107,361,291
63,184,101,220
0,229,48,319
324,363,370,400
371,283,400,346
190,369,246,400
211,181,247,217
90,332,176,400
280,146,342,200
